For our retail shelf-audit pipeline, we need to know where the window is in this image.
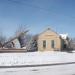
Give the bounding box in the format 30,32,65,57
43,40,46,48
51,40,55,48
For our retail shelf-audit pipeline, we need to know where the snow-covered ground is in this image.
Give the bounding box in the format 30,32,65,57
0,64,75,75
0,51,75,66
0,51,75,75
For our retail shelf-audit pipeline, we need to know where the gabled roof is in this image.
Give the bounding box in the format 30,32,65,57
38,28,60,37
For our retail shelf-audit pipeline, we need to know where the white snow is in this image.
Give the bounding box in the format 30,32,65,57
60,34,68,39
0,51,75,66
1,64,75,75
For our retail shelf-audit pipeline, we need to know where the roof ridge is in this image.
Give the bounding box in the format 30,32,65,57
38,27,59,36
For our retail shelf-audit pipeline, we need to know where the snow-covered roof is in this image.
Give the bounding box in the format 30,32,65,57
60,34,68,39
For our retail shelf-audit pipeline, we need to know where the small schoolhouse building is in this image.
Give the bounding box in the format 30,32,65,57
37,28,69,51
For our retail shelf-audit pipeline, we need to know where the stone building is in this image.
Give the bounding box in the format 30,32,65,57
37,28,69,51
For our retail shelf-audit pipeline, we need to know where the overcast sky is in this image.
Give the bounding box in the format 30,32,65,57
0,0,75,38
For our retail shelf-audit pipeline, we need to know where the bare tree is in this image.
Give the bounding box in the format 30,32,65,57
2,25,30,49
69,38,75,50
2,25,37,51
15,25,28,37
15,25,29,48
27,34,38,52
15,25,38,51
0,32,6,48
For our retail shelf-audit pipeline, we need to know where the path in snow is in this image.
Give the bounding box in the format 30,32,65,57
0,64,75,75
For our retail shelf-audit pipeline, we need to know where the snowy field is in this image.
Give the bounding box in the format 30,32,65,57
0,51,75,75
0,51,75,66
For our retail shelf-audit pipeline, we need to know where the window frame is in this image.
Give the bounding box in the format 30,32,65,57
43,40,46,48
51,40,55,48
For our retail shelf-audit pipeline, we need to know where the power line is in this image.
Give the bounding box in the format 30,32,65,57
7,0,75,20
